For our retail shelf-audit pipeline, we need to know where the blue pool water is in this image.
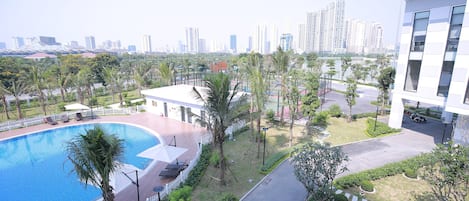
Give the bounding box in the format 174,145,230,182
0,123,159,201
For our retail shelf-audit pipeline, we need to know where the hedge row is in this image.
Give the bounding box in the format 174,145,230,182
183,144,212,187
334,154,432,189
259,149,291,174
366,118,401,137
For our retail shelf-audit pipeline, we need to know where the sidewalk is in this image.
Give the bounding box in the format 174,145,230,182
241,122,441,201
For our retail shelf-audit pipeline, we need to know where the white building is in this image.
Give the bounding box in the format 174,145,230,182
297,24,306,52
185,27,199,53
85,36,96,50
142,35,152,53
389,0,469,145
141,85,246,135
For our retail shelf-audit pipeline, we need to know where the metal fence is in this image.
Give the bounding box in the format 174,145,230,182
0,106,145,132
145,133,211,201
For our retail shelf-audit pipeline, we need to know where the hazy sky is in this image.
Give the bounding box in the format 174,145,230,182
0,0,404,51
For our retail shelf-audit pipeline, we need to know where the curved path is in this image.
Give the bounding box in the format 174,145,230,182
0,113,207,201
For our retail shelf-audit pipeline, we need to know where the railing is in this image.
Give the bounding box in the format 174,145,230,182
0,106,145,132
145,132,211,201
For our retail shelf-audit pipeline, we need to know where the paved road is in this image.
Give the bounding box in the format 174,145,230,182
241,118,446,201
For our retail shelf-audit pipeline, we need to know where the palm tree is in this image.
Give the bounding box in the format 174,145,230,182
66,126,124,201
27,64,48,115
340,57,352,81
192,73,248,185
157,62,174,86
272,47,290,124
103,67,126,107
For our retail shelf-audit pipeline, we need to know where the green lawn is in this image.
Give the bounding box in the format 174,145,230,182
345,175,436,201
324,117,371,146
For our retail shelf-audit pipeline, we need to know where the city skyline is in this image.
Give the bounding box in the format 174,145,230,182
0,0,403,52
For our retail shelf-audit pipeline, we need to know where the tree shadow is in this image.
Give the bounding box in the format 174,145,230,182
412,191,438,201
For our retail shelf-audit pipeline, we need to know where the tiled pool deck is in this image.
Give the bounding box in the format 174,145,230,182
0,112,207,201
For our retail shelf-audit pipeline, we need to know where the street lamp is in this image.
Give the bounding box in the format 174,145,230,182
374,95,380,131
262,127,269,166
122,170,140,201
153,186,164,201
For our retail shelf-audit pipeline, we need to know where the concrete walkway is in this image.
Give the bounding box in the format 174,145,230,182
241,118,445,201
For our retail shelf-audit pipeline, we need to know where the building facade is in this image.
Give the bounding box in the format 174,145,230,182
389,0,469,145
280,33,293,51
142,35,152,53
230,34,237,53
12,37,25,49
185,27,199,53
85,36,96,49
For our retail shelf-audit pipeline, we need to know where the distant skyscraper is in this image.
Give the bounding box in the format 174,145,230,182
69,41,79,48
12,37,25,49
254,25,268,54
142,35,152,53
247,36,252,52
39,36,60,45
280,33,293,51
230,35,237,53
185,27,199,53
297,24,306,52
305,0,345,53
0,42,6,49
85,36,96,49
343,19,384,54
198,38,207,53
112,40,121,49
128,45,137,52
102,40,113,50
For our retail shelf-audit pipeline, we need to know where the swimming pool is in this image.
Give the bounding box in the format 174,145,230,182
0,123,160,201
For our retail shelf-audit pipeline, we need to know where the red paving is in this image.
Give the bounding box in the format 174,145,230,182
0,113,207,201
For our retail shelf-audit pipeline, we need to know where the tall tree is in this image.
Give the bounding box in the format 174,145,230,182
0,57,28,119
344,77,358,122
27,63,48,115
292,142,348,201
377,67,395,115
192,73,248,185
272,47,290,124
326,59,336,91
340,56,352,80
66,126,124,201
286,69,301,147
89,53,120,86
103,67,125,107
301,72,321,134
157,62,174,86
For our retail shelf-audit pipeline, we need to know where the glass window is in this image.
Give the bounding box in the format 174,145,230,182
437,61,454,97
404,61,422,92
447,6,465,51
411,11,430,52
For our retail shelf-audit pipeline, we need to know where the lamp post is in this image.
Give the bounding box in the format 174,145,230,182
153,186,164,201
262,127,269,166
122,170,140,201
374,95,380,131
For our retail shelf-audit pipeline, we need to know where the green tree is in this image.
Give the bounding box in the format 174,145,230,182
27,63,48,115
422,142,469,201
292,142,348,201
66,126,124,201
103,67,126,107
286,69,301,147
302,72,321,134
89,53,120,86
377,67,395,115
272,47,290,124
326,59,336,91
192,73,249,185
345,77,358,122
157,62,174,87
0,57,28,119
340,56,352,80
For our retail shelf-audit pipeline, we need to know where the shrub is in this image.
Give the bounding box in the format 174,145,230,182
260,148,294,174
366,118,400,137
232,126,249,137
184,145,212,187
209,152,220,167
334,194,348,201
312,111,329,126
88,97,98,107
404,168,417,179
265,109,275,124
360,180,374,192
334,154,432,189
354,112,377,119
57,103,66,112
221,193,238,201
328,104,342,118
168,185,192,201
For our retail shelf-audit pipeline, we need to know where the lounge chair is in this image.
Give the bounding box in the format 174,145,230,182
75,113,83,121
44,116,58,125
159,169,180,178
61,115,70,123
165,162,188,171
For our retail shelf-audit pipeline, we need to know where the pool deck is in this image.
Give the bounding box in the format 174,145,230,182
0,112,207,201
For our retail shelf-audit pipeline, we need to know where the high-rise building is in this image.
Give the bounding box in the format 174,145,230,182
343,19,385,54
254,25,268,54
280,33,293,51
12,37,25,49
185,27,199,53
388,0,469,145
69,41,79,48
305,0,345,53
128,45,137,52
297,24,306,52
198,38,207,53
85,36,96,49
230,35,237,53
247,36,252,52
0,42,6,49
112,40,121,49
39,36,60,46
142,35,152,53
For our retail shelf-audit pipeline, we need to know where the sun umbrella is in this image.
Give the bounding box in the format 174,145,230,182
137,145,188,163
64,103,90,110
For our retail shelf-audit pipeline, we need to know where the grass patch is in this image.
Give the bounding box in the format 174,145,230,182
324,118,371,145
345,175,435,201
366,118,401,137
